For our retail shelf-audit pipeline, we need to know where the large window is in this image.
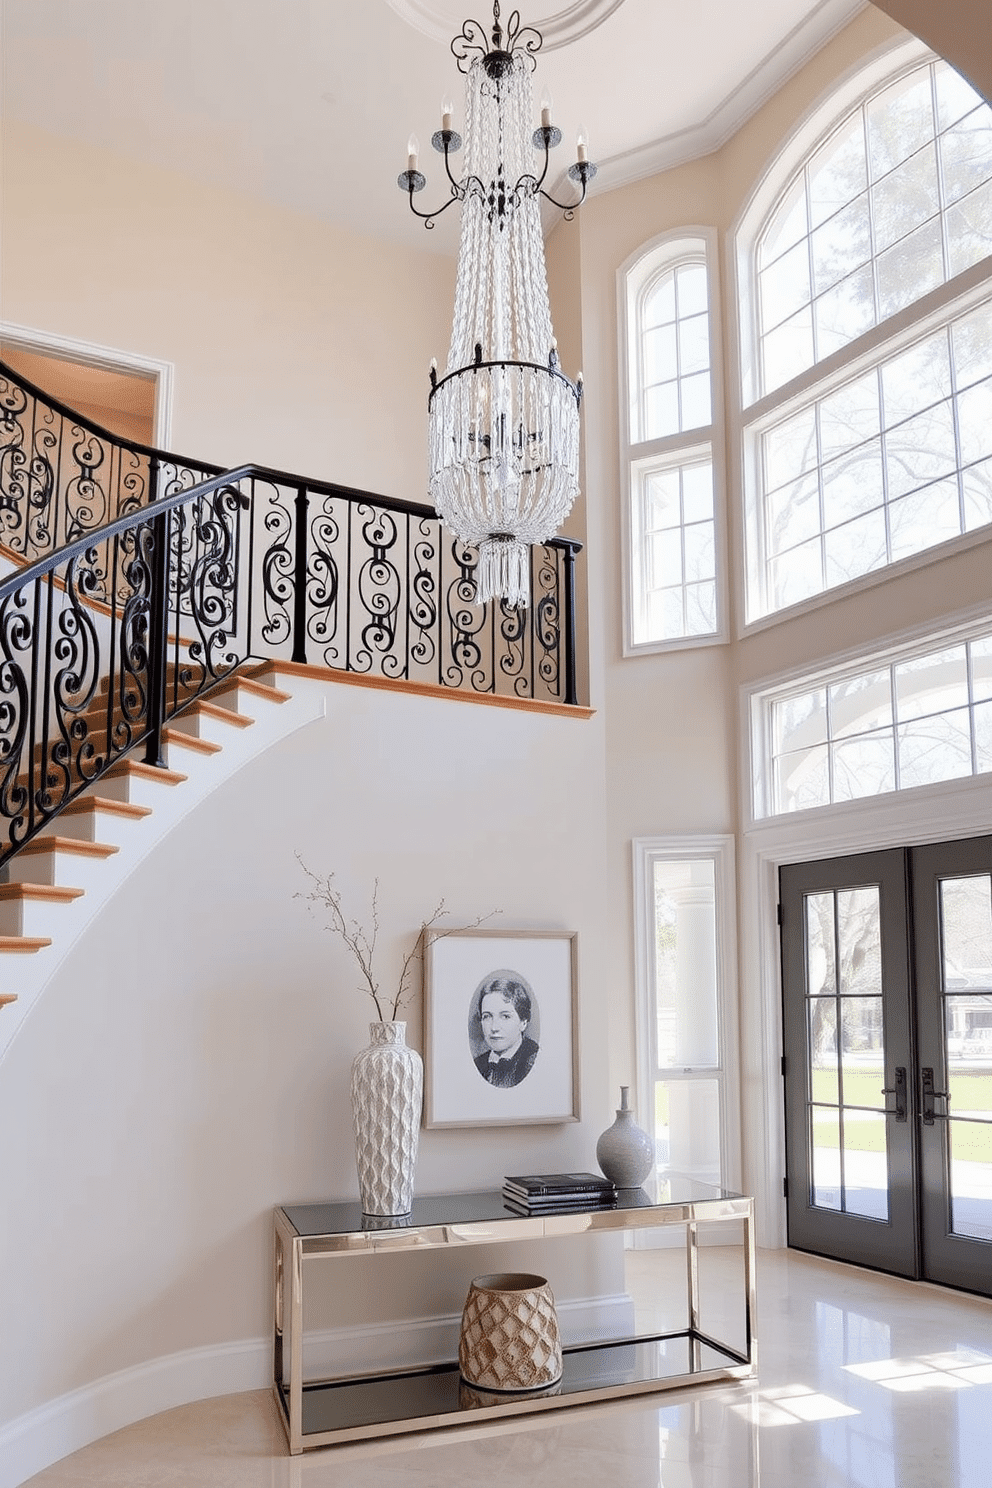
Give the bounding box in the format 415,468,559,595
750,615,992,819
621,232,723,651
633,836,739,1185
739,54,992,626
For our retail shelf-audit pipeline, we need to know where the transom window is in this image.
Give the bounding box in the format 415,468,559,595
621,232,723,652
751,618,992,818
739,53,992,627
757,59,992,395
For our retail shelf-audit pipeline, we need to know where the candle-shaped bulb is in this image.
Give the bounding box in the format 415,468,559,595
441,97,453,133
576,126,588,164
407,133,419,172
541,89,553,129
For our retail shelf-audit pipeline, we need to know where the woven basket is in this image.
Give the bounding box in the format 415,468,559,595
458,1272,562,1392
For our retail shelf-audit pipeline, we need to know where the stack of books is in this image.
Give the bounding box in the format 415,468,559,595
502,1172,617,1215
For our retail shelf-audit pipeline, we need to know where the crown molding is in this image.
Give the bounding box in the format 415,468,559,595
589,0,869,197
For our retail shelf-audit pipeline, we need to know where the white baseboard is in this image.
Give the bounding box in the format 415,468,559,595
0,1338,270,1488
0,1291,635,1487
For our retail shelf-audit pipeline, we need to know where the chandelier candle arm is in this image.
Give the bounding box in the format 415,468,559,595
397,1,594,607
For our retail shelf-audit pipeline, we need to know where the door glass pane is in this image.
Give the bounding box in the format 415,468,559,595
947,1001,992,1102
843,1109,889,1221
949,1119,992,1241
841,997,884,1107
837,887,882,994
811,1106,841,1210
809,998,839,1105
939,871,992,1247
805,892,836,994
940,875,992,989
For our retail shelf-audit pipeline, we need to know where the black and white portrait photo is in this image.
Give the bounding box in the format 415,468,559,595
424,930,578,1128
469,971,541,1088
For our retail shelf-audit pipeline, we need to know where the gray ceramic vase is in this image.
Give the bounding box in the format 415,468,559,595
596,1085,654,1188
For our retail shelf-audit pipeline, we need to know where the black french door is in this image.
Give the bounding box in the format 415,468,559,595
780,836,992,1294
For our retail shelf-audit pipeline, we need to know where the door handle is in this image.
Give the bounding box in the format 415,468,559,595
921,1066,951,1125
880,1066,907,1122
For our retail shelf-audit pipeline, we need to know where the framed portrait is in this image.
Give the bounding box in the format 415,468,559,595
424,929,578,1129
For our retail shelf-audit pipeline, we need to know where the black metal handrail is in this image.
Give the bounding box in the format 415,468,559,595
0,365,582,866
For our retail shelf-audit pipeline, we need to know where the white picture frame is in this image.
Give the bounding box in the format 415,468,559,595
424,929,579,1129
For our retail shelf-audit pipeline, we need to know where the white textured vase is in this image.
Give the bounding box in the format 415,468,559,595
350,1021,423,1217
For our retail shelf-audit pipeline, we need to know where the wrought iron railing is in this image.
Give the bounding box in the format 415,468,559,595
0,363,581,865
0,359,217,563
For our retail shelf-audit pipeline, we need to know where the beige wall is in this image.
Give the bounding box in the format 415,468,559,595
872,0,992,100
1,119,455,501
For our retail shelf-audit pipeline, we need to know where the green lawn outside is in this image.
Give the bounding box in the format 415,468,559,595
810,1067,992,1159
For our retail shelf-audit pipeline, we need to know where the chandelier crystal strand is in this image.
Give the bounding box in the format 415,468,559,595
405,7,590,606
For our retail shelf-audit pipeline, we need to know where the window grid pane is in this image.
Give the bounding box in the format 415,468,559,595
632,458,716,645
757,297,992,614
755,60,992,397
636,262,711,442
761,624,992,816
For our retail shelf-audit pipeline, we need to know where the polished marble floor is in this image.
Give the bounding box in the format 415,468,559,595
25,1248,992,1488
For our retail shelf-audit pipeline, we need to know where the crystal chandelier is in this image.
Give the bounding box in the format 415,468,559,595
399,3,596,607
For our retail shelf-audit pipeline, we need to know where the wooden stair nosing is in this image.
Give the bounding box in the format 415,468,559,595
0,936,52,954
61,795,153,820
216,672,293,705
188,699,255,729
0,882,84,904
14,835,119,860
0,991,18,1005
104,760,188,786
161,728,223,757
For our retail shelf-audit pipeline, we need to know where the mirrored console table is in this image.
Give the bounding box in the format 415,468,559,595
273,1176,756,1453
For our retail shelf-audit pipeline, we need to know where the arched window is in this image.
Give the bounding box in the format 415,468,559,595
620,231,724,651
738,52,992,626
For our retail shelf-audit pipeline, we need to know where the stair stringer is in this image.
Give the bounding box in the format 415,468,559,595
0,671,327,1067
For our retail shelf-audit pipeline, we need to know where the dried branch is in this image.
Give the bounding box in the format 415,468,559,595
391,903,498,1020
296,855,498,1023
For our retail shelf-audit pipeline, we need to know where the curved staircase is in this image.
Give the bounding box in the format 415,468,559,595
0,357,584,1047
0,662,330,1060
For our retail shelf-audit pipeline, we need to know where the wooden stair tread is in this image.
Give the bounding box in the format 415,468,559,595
161,728,222,756
190,699,255,728
104,760,188,785
0,992,18,1005
16,835,119,859
61,796,153,820
0,936,51,953
0,882,84,903
236,667,294,703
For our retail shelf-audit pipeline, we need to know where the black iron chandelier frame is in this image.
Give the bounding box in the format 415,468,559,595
396,1,597,231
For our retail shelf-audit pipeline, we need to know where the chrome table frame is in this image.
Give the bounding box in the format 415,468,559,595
273,1183,756,1453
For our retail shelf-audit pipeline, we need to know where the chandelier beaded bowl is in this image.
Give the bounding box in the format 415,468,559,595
399,3,596,607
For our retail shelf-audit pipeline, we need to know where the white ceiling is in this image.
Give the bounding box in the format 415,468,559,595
0,0,867,255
